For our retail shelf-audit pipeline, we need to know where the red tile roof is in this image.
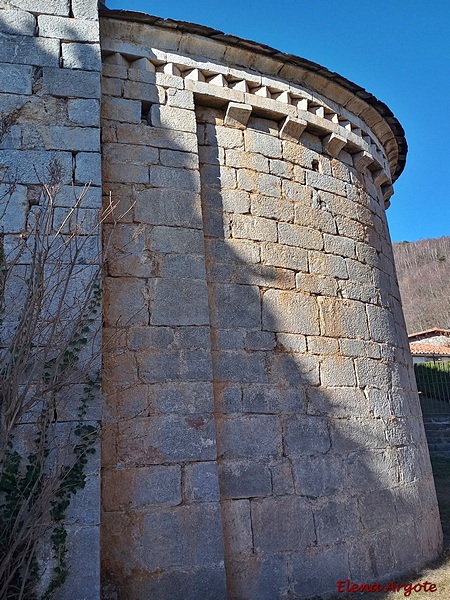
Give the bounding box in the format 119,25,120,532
409,343,450,356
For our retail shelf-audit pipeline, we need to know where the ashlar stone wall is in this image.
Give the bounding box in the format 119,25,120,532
99,11,442,600
0,2,102,599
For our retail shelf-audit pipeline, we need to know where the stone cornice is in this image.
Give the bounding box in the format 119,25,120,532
100,8,407,187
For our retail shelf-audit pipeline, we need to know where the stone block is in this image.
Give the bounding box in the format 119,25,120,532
139,504,225,569
205,124,243,149
270,458,295,494
167,88,195,109
210,284,261,328
318,297,369,339
11,0,70,15
292,454,344,497
0,150,73,184
151,278,209,326
101,96,141,123
221,499,253,554
214,330,245,351
284,415,331,456
0,34,59,67
366,304,397,344
355,357,390,388
323,233,355,258
225,149,269,172
103,465,182,510
117,415,217,465
314,498,360,545
103,162,149,183
251,496,315,552
0,9,36,36
242,385,305,413
279,115,307,141
72,0,99,19
128,327,174,351
267,352,320,386
151,104,197,133
68,98,100,126
214,351,267,383
149,382,215,414
244,129,281,158
61,41,101,71
103,142,158,166
306,170,346,196
102,75,123,96
56,525,99,600
74,151,101,185
43,67,100,98
219,460,272,498
244,330,276,351
38,15,99,42
103,276,148,326
36,125,100,151
0,184,28,232
224,102,252,129
150,165,200,191
161,254,206,279
219,415,281,458
134,188,202,228
0,63,32,94
211,188,251,214
320,356,356,387
276,332,307,353
323,132,347,158
231,214,277,242
262,289,319,335
278,222,323,250
226,554,289,600
290,544,350,599
329,416,388,453
251,195,293,222
184,461,220,502
151,226,204,253
309,250,348,279
160,149,198,169
182,349,214,381
124,565,228,600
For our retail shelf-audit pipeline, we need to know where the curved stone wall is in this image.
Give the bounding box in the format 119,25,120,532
100,11,442,600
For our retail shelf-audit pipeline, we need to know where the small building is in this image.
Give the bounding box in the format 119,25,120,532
409,328,450,363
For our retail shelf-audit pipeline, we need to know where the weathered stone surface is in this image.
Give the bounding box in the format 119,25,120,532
210,284,261,328
151,278,210,325
43,67,101,97
184,461,220,502
0,63,32,94
62,41,102,70
139,504,225,569
219,460,272,498
251,496,316,552
219,415,281,458
262,289,319,334
38,15,99,41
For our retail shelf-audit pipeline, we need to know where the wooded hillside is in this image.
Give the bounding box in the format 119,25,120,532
393,237,450,334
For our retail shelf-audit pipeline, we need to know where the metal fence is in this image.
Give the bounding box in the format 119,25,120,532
414,361,450,415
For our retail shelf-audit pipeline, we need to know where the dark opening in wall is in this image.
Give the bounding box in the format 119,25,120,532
141,102,152,125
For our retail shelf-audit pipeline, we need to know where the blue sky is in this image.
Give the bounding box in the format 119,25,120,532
106,0,449,242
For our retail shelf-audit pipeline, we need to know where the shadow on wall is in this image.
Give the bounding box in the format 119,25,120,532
0,10,442,600
98,49,442,600
0,12,102,600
